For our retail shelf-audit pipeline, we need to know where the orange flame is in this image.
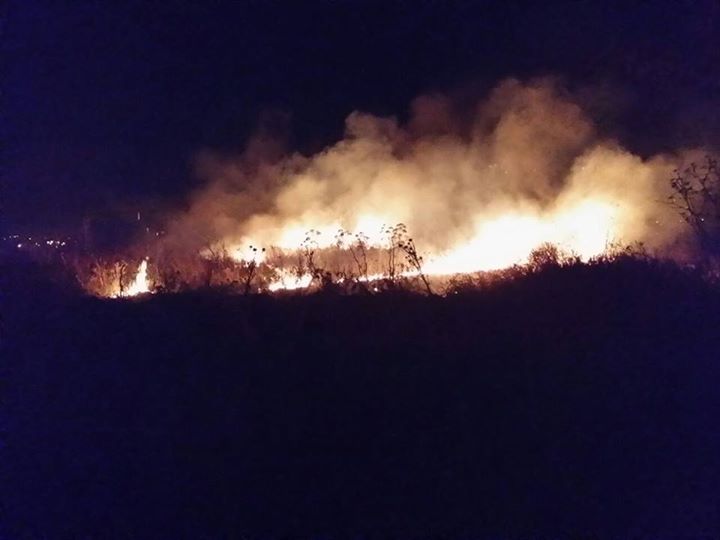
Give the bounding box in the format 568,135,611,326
121,259,151,297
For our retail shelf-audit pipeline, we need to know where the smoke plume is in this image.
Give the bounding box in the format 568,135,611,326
166,78,697,264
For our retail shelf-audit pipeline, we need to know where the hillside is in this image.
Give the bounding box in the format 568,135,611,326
3,258,720,538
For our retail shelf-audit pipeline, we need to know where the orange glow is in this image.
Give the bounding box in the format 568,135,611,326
425,199,616,275
267,269,313,292
256,198,618,291
88,79,696,297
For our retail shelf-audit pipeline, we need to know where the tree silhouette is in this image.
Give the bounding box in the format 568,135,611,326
669,156,720,257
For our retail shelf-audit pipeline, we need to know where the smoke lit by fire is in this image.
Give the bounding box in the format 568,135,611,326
152,78,693,293
56,78,706,297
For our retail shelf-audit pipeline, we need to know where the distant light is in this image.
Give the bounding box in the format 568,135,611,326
17,243,22,248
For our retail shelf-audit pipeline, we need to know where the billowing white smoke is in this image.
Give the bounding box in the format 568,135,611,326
166,78,696,267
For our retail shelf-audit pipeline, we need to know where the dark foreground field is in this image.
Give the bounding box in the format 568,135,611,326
3,258,720,539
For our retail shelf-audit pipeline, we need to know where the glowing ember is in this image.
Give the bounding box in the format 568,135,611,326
121,259,151,297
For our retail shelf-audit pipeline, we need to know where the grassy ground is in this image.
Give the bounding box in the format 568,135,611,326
3,257,720,538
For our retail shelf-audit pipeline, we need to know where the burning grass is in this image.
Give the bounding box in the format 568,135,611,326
56,229,668,300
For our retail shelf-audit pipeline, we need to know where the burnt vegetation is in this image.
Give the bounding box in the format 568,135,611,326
52,221,446,297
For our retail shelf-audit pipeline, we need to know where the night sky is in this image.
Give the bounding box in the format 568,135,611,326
4,0,719,232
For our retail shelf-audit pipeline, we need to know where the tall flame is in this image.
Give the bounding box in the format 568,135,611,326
122,259,150,297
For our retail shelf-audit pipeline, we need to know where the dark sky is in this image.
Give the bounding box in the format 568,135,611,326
4,0,719,232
